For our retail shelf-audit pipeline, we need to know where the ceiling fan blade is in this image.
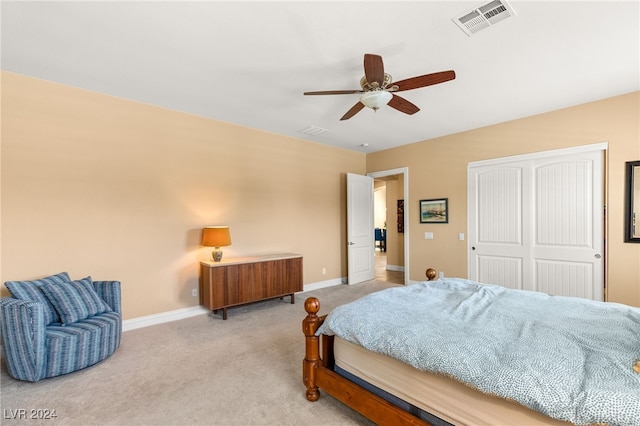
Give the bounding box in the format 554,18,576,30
340,102,365,121
392,70,456,92
364,54,385,86
387,95,420,115
304,90,363,95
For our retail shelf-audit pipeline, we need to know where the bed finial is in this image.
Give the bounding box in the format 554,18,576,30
425,268,437,281
304,297,320,315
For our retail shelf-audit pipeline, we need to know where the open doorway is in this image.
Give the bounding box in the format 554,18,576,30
373,179,403,284
369,168,408,285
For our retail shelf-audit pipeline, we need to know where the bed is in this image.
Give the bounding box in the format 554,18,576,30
302,270,640,426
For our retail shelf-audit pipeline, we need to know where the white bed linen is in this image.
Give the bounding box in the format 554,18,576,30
334,337,572,426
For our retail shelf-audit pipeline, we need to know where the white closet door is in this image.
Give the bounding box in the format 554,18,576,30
468,162,530,290
531,150,604,300
468,145,604,300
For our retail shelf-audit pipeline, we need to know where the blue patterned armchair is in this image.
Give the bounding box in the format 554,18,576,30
0,272,121,382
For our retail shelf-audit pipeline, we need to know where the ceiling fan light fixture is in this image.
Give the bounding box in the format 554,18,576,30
360,90,392,110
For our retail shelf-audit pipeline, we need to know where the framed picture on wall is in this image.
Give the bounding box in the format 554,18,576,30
419,198,448,224
397,200,404,233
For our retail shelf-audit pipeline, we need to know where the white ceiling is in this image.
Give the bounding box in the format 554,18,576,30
2,1,639,153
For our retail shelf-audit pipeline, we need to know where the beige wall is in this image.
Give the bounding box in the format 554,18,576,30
2,72,638,320
373,182,386,229
1,72,365,319
367,91,640,307
384,175,405,269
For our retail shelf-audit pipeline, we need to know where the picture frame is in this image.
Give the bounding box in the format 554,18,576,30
397,200,404,233
624,160,640,243
419,198,448,224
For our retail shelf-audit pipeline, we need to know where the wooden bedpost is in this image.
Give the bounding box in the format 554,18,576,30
425,268,437,281
302,297,322,401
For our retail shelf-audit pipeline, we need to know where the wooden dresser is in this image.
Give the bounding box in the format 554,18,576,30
199,253,303,320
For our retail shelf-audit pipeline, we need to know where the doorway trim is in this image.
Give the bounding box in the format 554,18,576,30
368,167,410,285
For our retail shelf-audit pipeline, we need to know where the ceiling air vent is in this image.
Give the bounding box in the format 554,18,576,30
453,0,516,36
298,125,328,136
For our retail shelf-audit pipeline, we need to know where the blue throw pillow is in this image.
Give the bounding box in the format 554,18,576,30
40,276,112,325
4,272,71,324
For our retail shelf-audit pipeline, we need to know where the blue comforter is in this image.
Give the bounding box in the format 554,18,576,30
317,278,640,425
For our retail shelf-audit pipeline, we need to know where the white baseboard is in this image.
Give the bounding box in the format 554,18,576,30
387,264,405,272
122,278,346,332
302,277,344,292
122,306,209,332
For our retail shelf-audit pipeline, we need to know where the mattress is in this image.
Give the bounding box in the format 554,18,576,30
334,337,572,426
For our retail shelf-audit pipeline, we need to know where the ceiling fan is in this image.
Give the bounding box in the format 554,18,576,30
304,53,456,121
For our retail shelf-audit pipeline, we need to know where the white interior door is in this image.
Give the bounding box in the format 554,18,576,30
347,173,374,284
468,144,605,301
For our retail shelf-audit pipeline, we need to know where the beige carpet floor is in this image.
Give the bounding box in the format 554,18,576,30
1,280,399,425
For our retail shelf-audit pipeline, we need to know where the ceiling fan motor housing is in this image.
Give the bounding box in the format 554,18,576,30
360,73,393,91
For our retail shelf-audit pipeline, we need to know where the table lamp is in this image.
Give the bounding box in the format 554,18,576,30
202,226,232,262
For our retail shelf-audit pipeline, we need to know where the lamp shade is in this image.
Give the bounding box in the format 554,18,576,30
201,226,231,247
360,90,392,110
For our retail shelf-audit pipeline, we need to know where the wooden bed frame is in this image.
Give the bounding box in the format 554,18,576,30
302,269,439,426
302,297,432,426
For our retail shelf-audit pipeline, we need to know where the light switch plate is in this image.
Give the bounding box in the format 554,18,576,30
425,232,434,239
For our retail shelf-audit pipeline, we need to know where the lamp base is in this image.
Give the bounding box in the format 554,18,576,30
212,248,223,262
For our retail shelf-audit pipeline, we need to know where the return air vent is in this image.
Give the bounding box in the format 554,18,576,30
453,0,516,36
298,125,328,136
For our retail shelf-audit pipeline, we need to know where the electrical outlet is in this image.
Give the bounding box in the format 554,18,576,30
322,267,327,275
191,288,198,297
